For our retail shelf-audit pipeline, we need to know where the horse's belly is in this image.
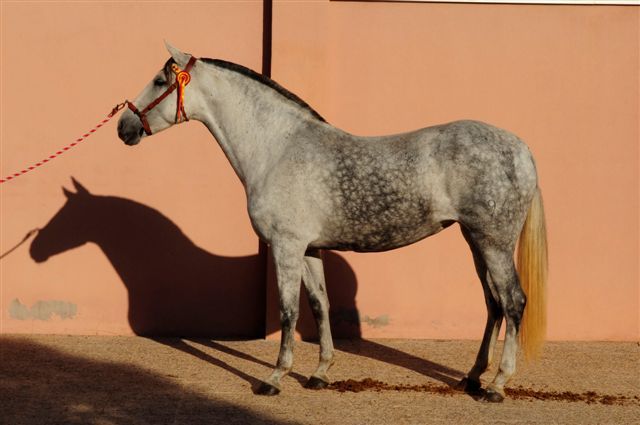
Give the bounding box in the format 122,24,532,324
316,217,455,253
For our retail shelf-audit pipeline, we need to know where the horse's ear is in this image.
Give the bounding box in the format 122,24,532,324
164,41,190,68
62,186,75,199
71,177,90,197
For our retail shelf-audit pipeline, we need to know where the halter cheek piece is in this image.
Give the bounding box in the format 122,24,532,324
126,56,198,136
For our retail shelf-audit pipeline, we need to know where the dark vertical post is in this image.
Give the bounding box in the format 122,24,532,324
259,0,273,338
262,0,273,77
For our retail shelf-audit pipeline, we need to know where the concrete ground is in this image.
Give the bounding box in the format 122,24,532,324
1,336,638,424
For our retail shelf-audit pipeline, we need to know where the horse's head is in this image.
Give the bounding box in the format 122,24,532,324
117,42,201,146
30,178,94,263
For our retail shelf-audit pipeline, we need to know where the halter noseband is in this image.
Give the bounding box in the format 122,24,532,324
127,56,197,136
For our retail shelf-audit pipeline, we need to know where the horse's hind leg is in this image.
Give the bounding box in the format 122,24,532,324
457,227,504,394
301,249,335,389
256,241,305,395
474,241,526,402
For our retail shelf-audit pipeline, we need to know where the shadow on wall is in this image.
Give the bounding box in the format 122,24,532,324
26,179,463,388
0,337,298,425
28,178,361,338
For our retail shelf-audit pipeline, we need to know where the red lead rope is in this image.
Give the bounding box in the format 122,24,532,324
0,102,127,184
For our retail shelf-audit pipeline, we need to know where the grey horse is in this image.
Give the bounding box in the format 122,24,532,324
117,43,548,402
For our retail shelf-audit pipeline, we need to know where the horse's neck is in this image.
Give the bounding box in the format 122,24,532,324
194,69,327,189
89,197,202,279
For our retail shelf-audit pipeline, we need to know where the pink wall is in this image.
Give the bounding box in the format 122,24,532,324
1,1,266,335
2,1,638,341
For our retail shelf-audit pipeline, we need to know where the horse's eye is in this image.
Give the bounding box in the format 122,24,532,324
153,78,166,87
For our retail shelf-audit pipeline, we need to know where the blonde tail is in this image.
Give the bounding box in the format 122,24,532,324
517,187,548,361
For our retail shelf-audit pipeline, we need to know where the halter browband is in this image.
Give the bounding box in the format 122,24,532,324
127,56,198,136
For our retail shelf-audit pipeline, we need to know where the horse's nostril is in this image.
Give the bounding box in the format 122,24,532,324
117,122,127,140
138,127,145,137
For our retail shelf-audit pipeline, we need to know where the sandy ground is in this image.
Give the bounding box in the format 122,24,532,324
1,336,638,424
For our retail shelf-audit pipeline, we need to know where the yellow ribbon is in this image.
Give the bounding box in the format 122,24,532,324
171,63,191,122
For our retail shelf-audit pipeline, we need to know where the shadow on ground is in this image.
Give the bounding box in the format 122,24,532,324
0,338,298,425
334,339,464,387
152,337,464,390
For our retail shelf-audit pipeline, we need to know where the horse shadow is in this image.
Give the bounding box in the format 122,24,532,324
30,179,265,337
28,178,361,339
29,178,463,388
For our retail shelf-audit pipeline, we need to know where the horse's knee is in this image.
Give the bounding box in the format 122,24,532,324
280,308,299,332
308,293,329,318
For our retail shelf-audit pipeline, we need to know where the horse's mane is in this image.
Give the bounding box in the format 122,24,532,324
198,57,327,123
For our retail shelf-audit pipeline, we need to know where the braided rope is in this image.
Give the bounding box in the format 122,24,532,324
0,103,126,184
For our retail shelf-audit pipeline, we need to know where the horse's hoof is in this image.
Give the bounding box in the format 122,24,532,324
255,382,281,396
456,377,482,394
481,389,505,403
305,376,329,390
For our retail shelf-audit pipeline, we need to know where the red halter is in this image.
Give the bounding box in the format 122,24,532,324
127,56,197,136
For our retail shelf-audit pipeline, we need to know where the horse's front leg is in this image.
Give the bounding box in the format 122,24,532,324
256,240,305,395
302,249,335,389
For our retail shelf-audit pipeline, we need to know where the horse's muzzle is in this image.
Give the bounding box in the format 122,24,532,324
117,112,144,146
29,243,49,263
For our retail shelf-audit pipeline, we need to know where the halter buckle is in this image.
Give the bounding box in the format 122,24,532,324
109,101,128,118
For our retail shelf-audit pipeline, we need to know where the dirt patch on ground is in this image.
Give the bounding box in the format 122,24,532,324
505,386,640,405
328,378,639,406
329,378,458,396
